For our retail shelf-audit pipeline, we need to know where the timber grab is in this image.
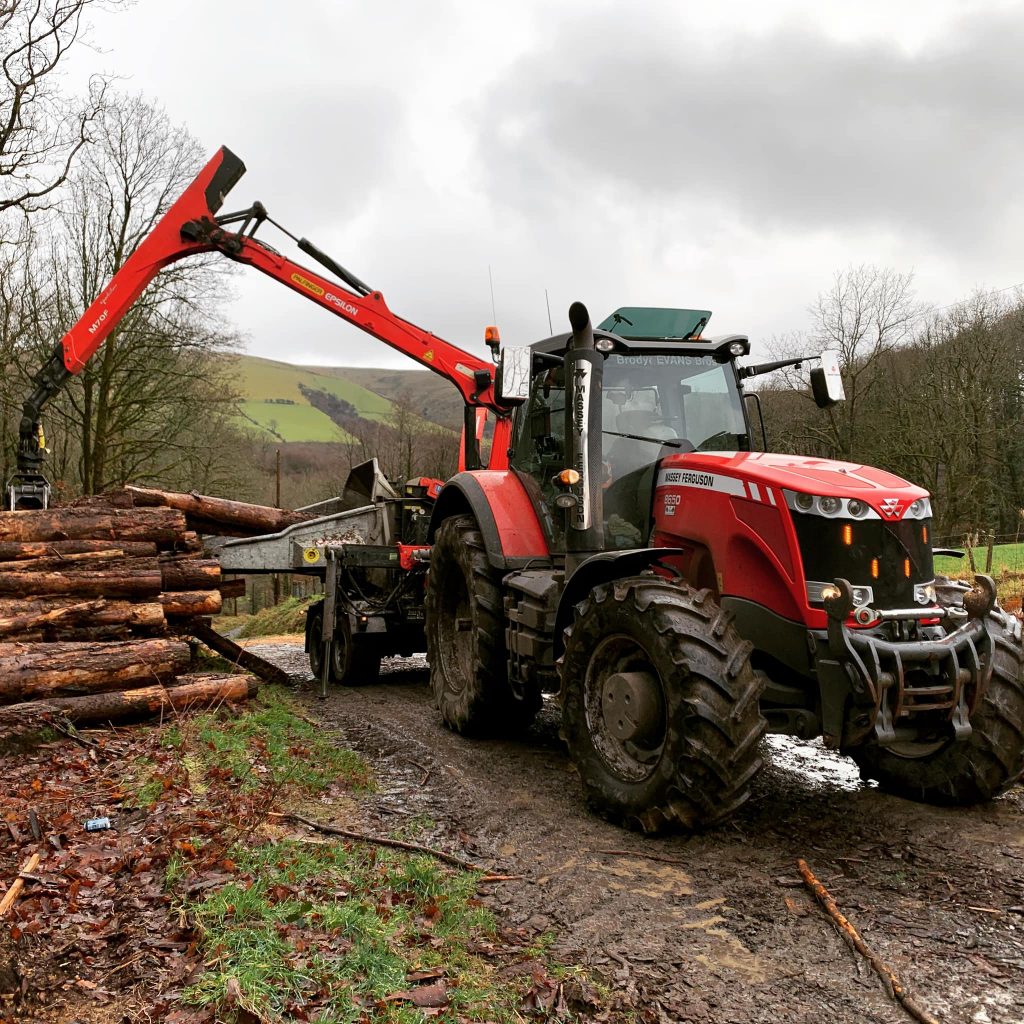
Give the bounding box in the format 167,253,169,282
8,146,508,510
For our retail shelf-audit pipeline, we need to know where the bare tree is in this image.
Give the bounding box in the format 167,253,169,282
808,265,923,459
0,0,124,220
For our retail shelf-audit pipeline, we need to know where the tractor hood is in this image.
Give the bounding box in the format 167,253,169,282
663,451,929,520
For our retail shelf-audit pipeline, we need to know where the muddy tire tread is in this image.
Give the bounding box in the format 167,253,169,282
426,516,540,735
560,576,766,833
852,617,1024,804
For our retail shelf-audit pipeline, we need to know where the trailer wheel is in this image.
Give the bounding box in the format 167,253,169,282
426,516,539,734
305,600,380,685
560,577,766,833
306,602,326,680
850,613,1024,804
330,614,382,686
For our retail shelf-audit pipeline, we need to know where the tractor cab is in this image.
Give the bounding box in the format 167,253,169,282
502,307,755,553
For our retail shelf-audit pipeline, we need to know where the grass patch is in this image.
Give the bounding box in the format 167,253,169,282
171,686,373,795
182,840,531,1023
236,595,318,639
237,399,355,444
126,684,602,1022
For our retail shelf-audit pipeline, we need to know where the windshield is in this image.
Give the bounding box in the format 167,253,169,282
603,353,747,456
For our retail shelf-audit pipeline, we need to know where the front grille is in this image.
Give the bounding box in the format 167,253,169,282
793,513,933,609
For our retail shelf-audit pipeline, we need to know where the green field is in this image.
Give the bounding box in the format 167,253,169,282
935,542,1024,578
236,400,354,443
238,357,393,417
231,356,394,442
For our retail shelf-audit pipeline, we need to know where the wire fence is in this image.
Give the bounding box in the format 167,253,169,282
933,532,1024,612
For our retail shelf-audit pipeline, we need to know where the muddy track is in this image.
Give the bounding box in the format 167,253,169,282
251,642,1024,1023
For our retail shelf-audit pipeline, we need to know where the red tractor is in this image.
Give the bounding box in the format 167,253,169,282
423,302,1024,831
10,147,1024,832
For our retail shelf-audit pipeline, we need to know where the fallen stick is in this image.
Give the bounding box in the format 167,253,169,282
282,812,485,872
0,853,41,918
797,858,940,1024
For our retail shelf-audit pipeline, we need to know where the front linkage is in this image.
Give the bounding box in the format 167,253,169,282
815,574,999,750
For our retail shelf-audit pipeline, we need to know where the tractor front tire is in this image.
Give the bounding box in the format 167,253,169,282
425,516,539,735
560,577,766,833
851,613,1024,804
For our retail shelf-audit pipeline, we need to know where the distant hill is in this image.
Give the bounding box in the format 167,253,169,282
234,356,397,443
307,366,465,430
233,355,465,444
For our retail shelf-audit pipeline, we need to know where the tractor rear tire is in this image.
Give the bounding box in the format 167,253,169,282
851,613,1024,804
559,576,766,833
425,516,540,735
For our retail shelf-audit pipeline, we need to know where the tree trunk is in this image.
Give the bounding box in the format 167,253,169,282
160,557,221,591
0,597,165,630
0,540,158,561
0,638,191,703
0,507,186,544
0,559,163,598
159,590,223,617
0,673,258,727
0,598,107,638
0,550,133,572
123,485,312,536
192,621,293,687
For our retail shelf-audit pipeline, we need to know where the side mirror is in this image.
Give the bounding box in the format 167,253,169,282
810,349,845,408
495,346,532,404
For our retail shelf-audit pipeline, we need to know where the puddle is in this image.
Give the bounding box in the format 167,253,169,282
764,734,868,792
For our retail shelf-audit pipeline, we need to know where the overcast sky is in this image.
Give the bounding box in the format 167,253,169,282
70,0,1024,368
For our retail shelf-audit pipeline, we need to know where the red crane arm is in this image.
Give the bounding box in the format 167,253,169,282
58,146,498,409
58,147,246,373
12,145,506,507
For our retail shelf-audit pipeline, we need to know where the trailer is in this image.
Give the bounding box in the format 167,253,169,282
218,459,439,694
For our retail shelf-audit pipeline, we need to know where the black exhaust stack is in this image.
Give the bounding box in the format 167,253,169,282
563,301,604,571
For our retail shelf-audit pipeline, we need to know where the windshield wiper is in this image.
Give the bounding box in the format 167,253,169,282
603,430,688,448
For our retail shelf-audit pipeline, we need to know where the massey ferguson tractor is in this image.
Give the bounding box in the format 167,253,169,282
10,146,1024,833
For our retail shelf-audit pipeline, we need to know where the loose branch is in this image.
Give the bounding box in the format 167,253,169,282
797,858,940,1024
282,812,486,872
0,852,41,918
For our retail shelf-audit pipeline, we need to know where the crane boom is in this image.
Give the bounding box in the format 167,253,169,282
8,146,506,509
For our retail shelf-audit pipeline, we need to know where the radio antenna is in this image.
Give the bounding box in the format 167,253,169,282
488,265,497,324
545,288,553,334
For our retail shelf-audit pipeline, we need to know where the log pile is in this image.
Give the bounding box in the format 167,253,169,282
0,491,297,732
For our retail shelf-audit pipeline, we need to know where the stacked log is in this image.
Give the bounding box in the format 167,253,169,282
0,501,271,730
0,507,226,642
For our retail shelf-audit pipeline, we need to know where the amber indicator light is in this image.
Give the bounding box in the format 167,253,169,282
904,559,911,578
871,558,880,579
922,525,928,543
842,524,853,546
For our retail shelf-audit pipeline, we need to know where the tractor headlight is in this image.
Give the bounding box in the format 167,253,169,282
818,496,842,516
795,492,814,511
846,499,868,518
907,498,931,519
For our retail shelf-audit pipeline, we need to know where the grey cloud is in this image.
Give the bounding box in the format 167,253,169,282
476,12,1024,245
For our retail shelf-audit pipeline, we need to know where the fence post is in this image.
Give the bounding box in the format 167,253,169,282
985,532,995,574
965,533,977,573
